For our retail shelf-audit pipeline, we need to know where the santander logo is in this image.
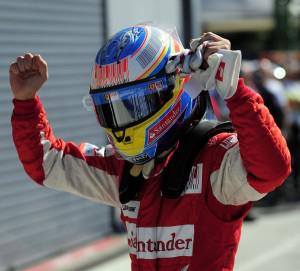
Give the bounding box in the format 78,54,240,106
147,102,181,144
126,223,194,259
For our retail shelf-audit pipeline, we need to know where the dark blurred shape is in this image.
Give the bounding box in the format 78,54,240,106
252,67,285,129
181,0,192,48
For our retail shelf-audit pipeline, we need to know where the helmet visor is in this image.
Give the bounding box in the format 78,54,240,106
90,75,175,130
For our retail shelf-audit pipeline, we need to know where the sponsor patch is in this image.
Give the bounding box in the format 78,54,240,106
185,163,203,194
81,143,118,157
122,201,140,219
220,134,238,150
81,144,115,157
81,143,99,157
215,61,225,82
126,223,194,259
147,102,181,144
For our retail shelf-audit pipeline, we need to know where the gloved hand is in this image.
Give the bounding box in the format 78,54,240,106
165,41,204,75
193,49,241,100
9,53,48,100
165,32,241,100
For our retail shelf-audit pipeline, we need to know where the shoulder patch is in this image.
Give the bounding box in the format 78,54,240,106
220,134,238,150
81,143,116,157
81,143,99,156
184,163,203,194
122,201,140,219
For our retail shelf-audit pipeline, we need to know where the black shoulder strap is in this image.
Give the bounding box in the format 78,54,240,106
161,120,234,198
119,162,144,204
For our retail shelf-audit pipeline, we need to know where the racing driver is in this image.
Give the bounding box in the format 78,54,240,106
9,25,291,271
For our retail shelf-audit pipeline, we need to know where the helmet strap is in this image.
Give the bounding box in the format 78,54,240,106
119,162,145,204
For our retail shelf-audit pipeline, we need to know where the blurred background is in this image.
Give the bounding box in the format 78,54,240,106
0,0,300,270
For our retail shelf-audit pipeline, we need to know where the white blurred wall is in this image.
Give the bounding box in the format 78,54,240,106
107,0,182,38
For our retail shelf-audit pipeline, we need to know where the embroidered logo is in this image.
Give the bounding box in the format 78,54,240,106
185,163,203,194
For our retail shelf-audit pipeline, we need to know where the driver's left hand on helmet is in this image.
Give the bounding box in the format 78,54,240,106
166,32,241,100
194,32,241,100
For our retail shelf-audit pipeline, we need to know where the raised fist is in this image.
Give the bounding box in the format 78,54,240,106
9,53,48,100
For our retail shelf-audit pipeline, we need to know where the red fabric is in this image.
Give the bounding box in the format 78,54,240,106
11,96,122,185
226,79,291,193
121,79,291,271
123,132,250,271
210,94,222,120
12,97,45,184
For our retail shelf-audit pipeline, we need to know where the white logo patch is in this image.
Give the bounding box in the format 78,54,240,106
220,134,238,150
185,163,203,194
126,223,194,259
122,201,140,219
82,144,115,157
82,143,99,156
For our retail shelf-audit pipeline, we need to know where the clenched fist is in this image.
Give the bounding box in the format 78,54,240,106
9,53,48,100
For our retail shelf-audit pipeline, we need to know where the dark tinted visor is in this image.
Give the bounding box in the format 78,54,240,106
90,74,175,129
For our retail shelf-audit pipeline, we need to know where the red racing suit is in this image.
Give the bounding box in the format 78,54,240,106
11,79,291,271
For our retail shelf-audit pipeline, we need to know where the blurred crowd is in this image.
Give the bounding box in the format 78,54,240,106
211,55,300,208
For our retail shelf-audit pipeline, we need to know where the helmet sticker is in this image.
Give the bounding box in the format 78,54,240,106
92,58,129,89
135,32,161,69
146,101,181,145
